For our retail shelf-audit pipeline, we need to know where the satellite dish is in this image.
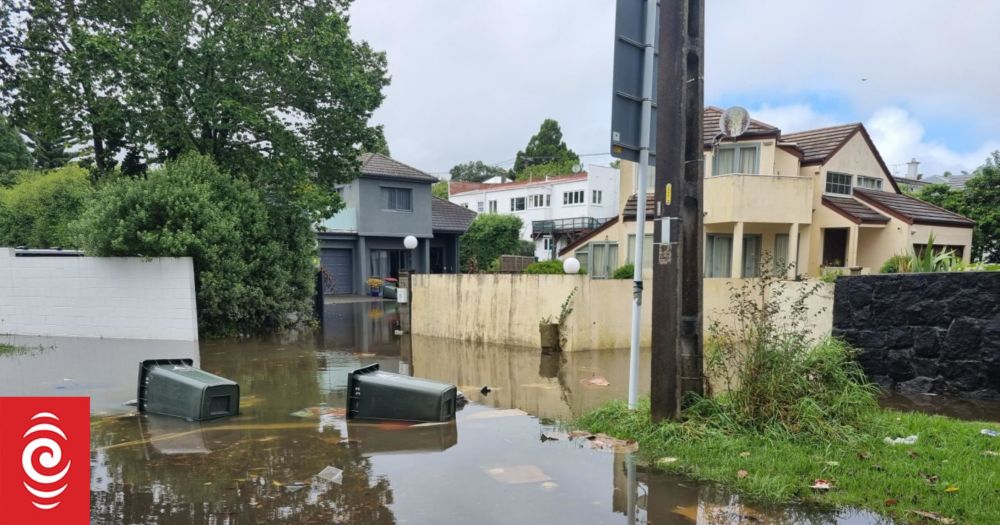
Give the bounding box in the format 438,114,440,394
571,163,583,174
719,106,751,138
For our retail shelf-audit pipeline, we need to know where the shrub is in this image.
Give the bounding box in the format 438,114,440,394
612,263,634,279
74,153,311,336
0,165,93,248
517,240,536,257
879,254,907,274
523,259,564,274
459,214,523,272
879,234,964,274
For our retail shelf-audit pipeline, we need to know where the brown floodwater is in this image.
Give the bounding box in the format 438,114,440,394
1,300,895,524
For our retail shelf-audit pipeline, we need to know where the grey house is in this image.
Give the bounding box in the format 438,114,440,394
317,153,475,295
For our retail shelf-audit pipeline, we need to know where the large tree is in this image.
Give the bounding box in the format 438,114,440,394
915,151,1000,263
449,160,508,182
0,116,33,172
512,119,579,179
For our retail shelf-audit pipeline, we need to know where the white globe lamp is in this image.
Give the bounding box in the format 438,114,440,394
563,257,581,275
403,235,418,250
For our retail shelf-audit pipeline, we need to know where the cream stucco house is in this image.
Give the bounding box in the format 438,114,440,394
562,107,974,279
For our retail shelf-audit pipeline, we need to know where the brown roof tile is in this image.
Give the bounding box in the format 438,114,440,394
822,195,890,224
360,153,438,183
853,188,974,227
431,197,477,233
622,193,656,221
703,106,781,145
781,124,861,165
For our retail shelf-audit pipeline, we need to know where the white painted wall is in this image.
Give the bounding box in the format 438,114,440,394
0,249,198,341
449,166,620,260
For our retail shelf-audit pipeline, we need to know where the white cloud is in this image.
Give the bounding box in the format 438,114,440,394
748,104,840,133
866,107,1000,177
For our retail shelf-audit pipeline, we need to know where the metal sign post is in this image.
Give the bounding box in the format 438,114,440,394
612,0,658,410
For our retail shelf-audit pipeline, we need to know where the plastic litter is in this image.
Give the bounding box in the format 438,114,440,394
981,429,999,437
315,466,343,485
884,435,918,445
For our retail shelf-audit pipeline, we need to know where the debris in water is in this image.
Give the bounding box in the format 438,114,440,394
910,510,956,524
465,408,527,420
480,385,492,395
540,481,559,491
456,391,469,408
122,399,138,407
483,465,552,485
541,431,568,442
569,430,592,439
315,466,343,485
884,435,918,445
581,375,610,387
981,428,999,437
586,433,638,453
290,406,346,419
810,479,833,491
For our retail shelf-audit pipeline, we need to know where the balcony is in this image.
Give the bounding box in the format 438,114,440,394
531,217,611,239
317,207,358,233
704,174,813,225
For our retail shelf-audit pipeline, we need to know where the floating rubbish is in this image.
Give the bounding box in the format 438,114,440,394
541,431,568,442
466,408,528,420
290,406,346,419
981,429,999,437
884,435,918,445
480,385,492,395
137,359,240,421
569,430,592,439
585,433,638,453
347,364,457,422
315,465,343,485
810,479,833,491
581,375,610,387
456,391,469,408
484,465,552,485
539,481,559,491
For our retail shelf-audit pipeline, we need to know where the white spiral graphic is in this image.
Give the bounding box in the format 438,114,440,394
22,412,71,510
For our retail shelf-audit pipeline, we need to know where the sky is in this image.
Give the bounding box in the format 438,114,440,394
349,0,1000,179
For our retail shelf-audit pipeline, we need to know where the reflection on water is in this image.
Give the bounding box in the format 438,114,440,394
2,300,894,524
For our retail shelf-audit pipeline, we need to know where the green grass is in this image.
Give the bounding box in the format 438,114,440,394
579,399,1000,524
0,343,47,357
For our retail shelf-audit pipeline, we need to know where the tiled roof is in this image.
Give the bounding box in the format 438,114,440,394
359,153,438,183
703,106,781,145
781,124,861,165
431,197,477,233
822,195,890,224
853,188,975,227
922,174,975,191
448,173,588,196
622,193,656,221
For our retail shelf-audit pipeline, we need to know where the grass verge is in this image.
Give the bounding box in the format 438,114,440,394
579,399,1000,524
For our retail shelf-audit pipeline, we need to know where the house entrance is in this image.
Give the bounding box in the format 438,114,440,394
370,249,413,280
822,228,849,267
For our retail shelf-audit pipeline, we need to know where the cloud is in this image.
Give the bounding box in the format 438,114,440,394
865,107,1000,177
748,104,840,133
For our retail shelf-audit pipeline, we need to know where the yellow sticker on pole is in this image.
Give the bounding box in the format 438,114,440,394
665,183,672,206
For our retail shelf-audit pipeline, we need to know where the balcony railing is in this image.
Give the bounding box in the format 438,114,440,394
531,217,611,237
704,174,813,225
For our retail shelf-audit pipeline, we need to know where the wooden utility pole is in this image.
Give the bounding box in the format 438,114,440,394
650,0,704,421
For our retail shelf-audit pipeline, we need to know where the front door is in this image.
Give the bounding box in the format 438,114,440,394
430,247,445,273
822,228,848,267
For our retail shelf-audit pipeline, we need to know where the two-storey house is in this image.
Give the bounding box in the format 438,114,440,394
561,107,974,279
448,166,620,260
317,153,476,295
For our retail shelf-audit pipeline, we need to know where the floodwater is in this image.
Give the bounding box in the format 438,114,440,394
1,300,892,524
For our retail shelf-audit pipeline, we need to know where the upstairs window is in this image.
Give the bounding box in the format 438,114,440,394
476,201,484,212
510,197,526,212
592,190,603,204
712,144,760,175
381,187,412,211
529,194,548,208
563,190,584,205
825,172,852,195
488,200,498,213
856,176,883,190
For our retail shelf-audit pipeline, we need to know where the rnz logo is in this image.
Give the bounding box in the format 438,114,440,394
22,412,72,510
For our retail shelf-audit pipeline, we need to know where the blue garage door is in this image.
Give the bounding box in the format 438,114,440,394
320,249,354,295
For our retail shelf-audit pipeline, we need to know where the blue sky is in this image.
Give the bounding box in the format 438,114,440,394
350,0,1000,178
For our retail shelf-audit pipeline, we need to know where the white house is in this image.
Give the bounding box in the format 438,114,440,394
448,166,620,260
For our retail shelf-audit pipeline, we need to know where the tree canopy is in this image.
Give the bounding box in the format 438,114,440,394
0,116,32,172
459,214,523,272
449,160,508,182
915,151,1000,263
512,119,579,179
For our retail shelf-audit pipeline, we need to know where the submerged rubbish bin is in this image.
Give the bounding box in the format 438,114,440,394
137,359,240,421
347,364,457,422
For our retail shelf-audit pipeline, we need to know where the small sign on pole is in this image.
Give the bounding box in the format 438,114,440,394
610,0,659,166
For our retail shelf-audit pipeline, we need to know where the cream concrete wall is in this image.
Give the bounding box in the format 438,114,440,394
413,274,833,352
704,278,833,342
909,224,974,263
704,174,813,225
856,218,910,270
774,148,802,177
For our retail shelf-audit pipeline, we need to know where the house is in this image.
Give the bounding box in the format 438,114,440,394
561,107,975,278
447,166,620,260
316,153,476,295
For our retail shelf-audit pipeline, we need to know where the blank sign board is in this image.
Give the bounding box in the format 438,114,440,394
611,0,659,165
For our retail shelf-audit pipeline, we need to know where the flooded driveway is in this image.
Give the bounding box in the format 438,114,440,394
1,300,895,524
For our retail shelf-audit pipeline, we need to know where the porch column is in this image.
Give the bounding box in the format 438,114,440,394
357,236,367,294
421,239,431,273
787,223,800,279
731,221,744,279
452,236,461,273
847,224,859,268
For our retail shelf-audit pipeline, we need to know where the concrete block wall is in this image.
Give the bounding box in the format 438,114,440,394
0,249,198,341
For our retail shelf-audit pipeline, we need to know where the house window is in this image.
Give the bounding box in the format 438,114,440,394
742,235,762,278
575,250,589,275
589,242,619,279
488,200,498,213
381,187,412,211
856,176,883,190
476,201,484,212
825,172,852,195
712,144,760,175
626,234,654,272
705,234,733,277
510,197,526,211
592,190,603,204
529,194,547,208
546,194,551,207
774,233,790,273
563,190,584,205
542,237,553,250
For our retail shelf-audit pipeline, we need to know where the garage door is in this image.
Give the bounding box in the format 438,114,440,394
320,249,354,295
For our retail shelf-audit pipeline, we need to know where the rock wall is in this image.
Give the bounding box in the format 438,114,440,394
833,272,1000,399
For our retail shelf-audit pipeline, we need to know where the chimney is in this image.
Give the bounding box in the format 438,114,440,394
906,158,919,179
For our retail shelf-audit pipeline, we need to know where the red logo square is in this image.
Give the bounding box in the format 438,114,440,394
0,397,90,525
